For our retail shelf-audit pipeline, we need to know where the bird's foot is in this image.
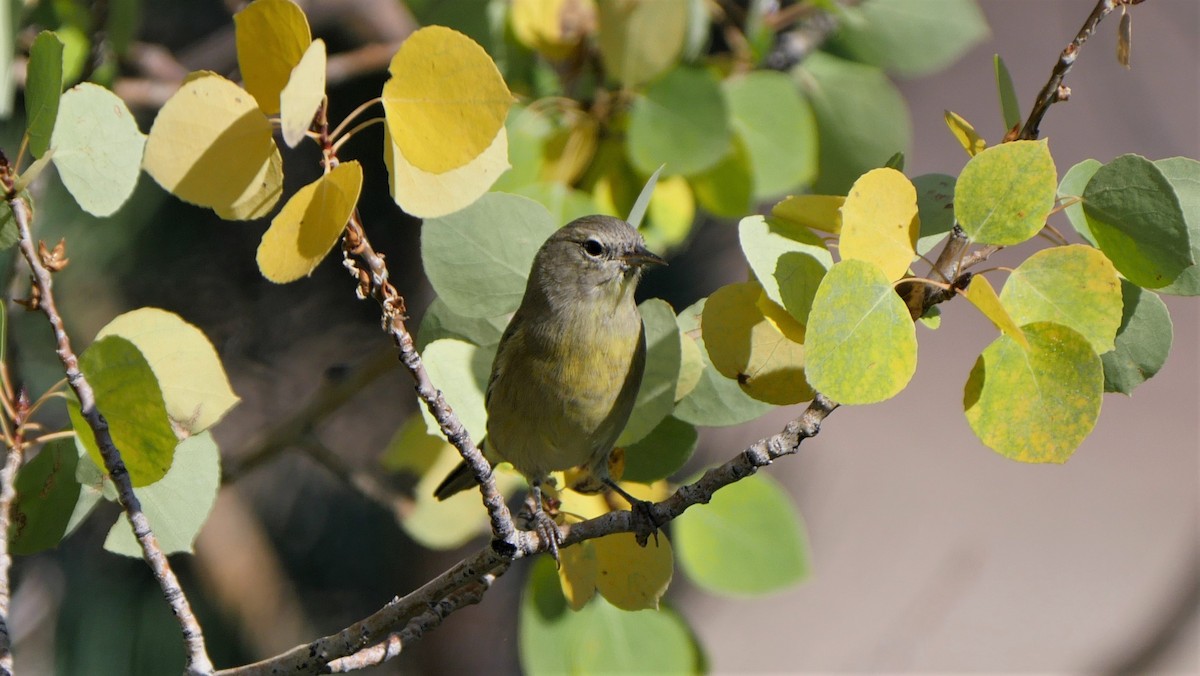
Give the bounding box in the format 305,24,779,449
603,478,662,547
522,485,563,563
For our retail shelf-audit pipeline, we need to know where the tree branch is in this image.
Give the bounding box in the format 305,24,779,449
0,399,26,676
1019,0,1136,140
7,196,214,675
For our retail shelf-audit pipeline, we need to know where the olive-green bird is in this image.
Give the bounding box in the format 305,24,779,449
434,214,665,552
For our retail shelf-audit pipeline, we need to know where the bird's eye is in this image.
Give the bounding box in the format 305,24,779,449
582,238,604,258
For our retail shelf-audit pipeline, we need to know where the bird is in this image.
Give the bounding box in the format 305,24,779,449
433,214,665,558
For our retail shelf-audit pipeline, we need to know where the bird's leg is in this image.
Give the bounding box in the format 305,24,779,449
603,478,661,547
527,481,563,563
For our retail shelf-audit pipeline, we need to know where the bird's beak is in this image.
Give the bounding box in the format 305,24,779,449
623,245,667,268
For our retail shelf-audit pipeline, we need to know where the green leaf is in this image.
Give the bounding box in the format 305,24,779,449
674,472,810,596
1154,157,1200,296
25,31,65,159
520,557,703,675
673,299,772,427
416,297,509,351
0,0,16,118
964,322,1102,463
95,308,239,436
421,193,558,318
827,0,989,77
617,300,681,446
805,260,918,404
9,439,82,555
793,51,911,194
69,336,179,487
955,139,1056,245
1057,159,1100,245
1000,244,1122,354
1101,280,1172,394
724,71,817,199
626,66,731,176
688,138,753,217
50,83,145,217
738,214,832,312
511,182,598,226
622,416,697,484
595,0,688,86
913,173,956,255
419,339,494,444
104,432,220,556
994,54,1021,132
1082,154,1194,288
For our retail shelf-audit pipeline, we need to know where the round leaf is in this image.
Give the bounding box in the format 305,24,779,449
1000,244,1122,354
1082,154,1193,289
416,297,509,351
737,214,832,310
234,0,312,116
9,439,81,555
771,194,844,234
724,71,817,198
69,336,178,487
955,139,1057,245
279,38,326,148
673,299,772,426
384,123,509,219
964,322,1103,463
104,432,220,556
421,192,558,318
1101,280,1172,394
593,532,674,611
688,137,754,217
1153,157,1200,296
627,66,731,177
913,173,956,254
839,167,919,281
143,72,282,219
622,416,697,484
805,259,918,404
674,472,810,596
702,281,813,405
257,160,363,283
418,339,493,444
828,0,989,77
596,0,687,86
383,25,513,174
95,307,239,435
1057,158,1100,245
617,299,682,445
50,83,145,217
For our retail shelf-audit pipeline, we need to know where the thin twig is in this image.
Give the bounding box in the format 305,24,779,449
1019,0,1126,140
7,196,214,675
0,392,27,676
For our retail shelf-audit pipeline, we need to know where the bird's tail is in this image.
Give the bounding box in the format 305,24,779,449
433,459,478,501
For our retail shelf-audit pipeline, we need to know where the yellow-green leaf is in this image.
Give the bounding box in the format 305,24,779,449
234,0,311,116
955,139,1057,245
737,214,832,312
1000,244,1122,354
643,175,694,253
805,259,917,404
770,194,844,234
838,167,919,281
383,124,508,218
382,26,512,174
143,72,282,219
944,109,986,157
702,281,812,405
50,83,145,217
95,308,239,436
593,532,673,611
962,274,1027,348
964,322,1103,463
279,38,326,148
596,0,687,86
256,161,362,283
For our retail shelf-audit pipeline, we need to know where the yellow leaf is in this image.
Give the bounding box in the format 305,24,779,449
645,175,695,252
214,148,283,221
756,289,806,344
280,38,326,148
557,540,599,610
675,333,704,401
383,26,513,174
963,275,1029,349
384,124,509,219
143,72,282,219
944,110,987,157
702,281,813,405
771,194,844,234
540,113,598,184
594,531,673,610
257,161,363,283
512,0,596,60
234,0,312,116
839,168,919,281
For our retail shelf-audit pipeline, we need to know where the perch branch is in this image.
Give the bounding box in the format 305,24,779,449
7,196,214,675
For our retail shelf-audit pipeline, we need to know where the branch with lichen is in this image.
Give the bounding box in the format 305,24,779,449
5,196,214,676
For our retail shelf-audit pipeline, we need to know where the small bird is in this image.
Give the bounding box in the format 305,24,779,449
434,214,665,556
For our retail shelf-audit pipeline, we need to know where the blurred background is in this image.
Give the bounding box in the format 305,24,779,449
0,0,1196,673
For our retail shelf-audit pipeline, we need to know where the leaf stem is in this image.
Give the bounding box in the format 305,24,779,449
329,117,385,155
330,96,384,143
